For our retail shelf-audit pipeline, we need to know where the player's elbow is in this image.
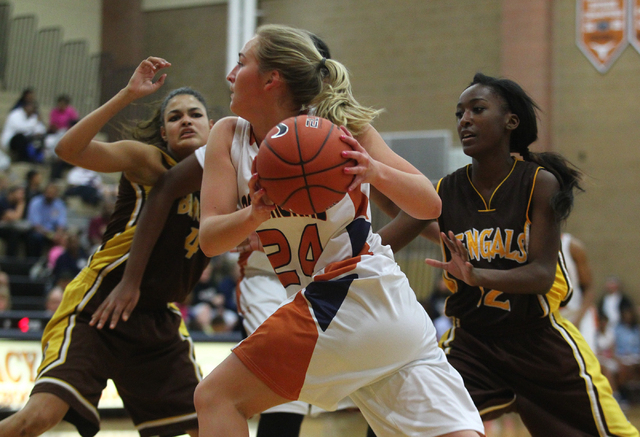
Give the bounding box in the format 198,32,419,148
54,139,74,163
429,197,442,219
198,224,222,258
534,267,557,295
198,232,214,257
415,196,441,220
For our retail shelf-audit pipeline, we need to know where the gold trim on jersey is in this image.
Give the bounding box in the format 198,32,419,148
440,325,456,353
136,412,199,432
478,396,516,418
437,164,570,319
87,181,149,272
550,312,639,437
34,376,100,422
38,267,118,374
465,159,518,212
169,303,203,381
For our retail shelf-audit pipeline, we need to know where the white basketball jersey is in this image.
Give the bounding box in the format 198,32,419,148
230,117,390,296
196,141,275,278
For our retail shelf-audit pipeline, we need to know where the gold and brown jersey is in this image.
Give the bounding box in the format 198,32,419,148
84,149,209,309
436,159,570,333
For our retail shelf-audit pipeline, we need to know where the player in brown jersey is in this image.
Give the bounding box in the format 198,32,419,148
0,57,213,437
424,73,638,436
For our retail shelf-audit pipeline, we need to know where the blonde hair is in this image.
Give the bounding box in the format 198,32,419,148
255,24,381,136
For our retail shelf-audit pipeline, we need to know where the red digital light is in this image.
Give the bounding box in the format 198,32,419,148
18,317,29,333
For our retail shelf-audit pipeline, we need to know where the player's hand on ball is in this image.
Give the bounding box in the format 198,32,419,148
248,172,275,222
338,126,378,192
232,231,264,253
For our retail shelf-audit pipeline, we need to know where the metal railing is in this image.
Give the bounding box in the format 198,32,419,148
2,11,99,116
0,2,11,87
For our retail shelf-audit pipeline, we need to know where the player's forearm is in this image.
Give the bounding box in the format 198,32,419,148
472,261,557,295
371,164,441,220
55,89,136,162
122,181,194,286
200,208,261,258
378,212,430,253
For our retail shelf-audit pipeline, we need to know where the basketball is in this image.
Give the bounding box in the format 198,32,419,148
255,115,355,215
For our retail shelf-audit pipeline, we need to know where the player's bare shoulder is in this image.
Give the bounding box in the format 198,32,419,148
204,116,239,158
215,116,240,141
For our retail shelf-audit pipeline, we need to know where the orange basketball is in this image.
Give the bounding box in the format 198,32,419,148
255,115,355,215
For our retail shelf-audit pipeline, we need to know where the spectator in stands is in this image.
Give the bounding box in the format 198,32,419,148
1,100,47,165
209,252,239,314
23,169,43,218
596,313,620,398
190,296,239,335
190,260,217,307
598,275,634,331
0,173,9,195
0,185,29,256
87,196,114,250
0,279,10,312
50,230,87,285
614,306,640,405
188,260,239,334
10,88,37,111
44,95,79,160
63,166,104,206
26,182,67,258
44,282,65,315
48,94,78,133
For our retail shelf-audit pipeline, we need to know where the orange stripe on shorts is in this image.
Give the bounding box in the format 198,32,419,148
233,292,319,400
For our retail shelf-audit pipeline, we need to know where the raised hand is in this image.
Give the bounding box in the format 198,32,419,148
425,231,478,286
125,56,172,100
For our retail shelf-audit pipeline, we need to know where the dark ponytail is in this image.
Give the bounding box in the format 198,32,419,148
527,152,583,221
469,73,583,221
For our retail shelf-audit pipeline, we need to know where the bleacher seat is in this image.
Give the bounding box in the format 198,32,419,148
9,275,48,311
0,256,40,276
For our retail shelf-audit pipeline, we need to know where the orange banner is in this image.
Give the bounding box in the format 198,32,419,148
577,0,628,73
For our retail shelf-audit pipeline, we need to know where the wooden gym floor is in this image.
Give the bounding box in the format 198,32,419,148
39,404,640,436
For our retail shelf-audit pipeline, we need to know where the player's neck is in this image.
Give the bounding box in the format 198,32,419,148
250,109,298,145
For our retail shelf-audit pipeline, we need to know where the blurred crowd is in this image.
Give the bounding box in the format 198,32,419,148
0,88,243,334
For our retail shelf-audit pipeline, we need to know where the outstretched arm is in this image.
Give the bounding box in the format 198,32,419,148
371,186,438,252
55,57,171,185
90,154,203,329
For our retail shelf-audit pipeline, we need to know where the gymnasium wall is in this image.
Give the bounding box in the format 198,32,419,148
3,0,101,54
552,0,640,298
